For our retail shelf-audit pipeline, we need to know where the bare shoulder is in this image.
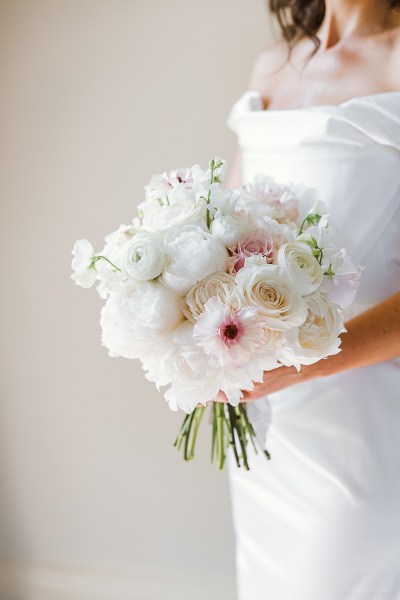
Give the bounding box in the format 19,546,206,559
247,40,289,93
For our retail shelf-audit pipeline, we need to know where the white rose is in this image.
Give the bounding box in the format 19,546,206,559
161,226,228,296
278,293,345,368
210,214,253,247
181,272,236,322
122,232,165,281
100,281,184,359
234,263,308,330
277,242,323,296
71,239,97,288
138,197,208,232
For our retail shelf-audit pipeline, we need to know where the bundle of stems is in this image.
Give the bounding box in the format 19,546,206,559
174,402,271,470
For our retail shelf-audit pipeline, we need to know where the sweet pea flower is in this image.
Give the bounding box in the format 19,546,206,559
71,239,97,288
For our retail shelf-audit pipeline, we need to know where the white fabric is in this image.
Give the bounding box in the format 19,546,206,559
226,90,400,600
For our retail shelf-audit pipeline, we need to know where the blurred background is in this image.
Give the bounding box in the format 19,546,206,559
0,1,275,598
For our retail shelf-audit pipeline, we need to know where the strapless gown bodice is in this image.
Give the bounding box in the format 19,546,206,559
226,91,400,600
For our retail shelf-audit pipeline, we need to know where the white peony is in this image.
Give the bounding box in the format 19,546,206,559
71,239,97,288
210,214,254,247
236,175,301,224
142,321,217,412
278,293,345,368
100,281,184,359
161,225,228,296
277,241,323,296
122,232,165,281
234,263,308,330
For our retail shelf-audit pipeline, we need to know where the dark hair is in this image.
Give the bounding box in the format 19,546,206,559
269,0,400,56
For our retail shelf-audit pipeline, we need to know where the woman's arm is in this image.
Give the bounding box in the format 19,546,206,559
217,291,400,402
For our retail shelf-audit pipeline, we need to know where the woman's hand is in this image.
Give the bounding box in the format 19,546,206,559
214,291,400,404
215,364,314,403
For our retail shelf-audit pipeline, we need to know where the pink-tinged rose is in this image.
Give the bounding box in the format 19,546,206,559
228,230,283,273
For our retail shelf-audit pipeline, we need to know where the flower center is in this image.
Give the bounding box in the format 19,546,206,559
223,323,239,340
218,316,243,347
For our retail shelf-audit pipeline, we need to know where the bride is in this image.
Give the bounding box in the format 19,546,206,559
224,0,400,598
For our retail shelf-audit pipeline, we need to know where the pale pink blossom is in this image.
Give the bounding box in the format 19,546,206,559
193,296,266,368
228,230,283,273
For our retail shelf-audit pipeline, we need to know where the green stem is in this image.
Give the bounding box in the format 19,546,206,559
174,413,191,451
238,404,271,461
93,255,122,272
216,403,226,471
238,404,258,455
234,406,250,470
187,406,205,460
299,213,321,235
227,405,241,468
183,411,196,461
211,402,217,464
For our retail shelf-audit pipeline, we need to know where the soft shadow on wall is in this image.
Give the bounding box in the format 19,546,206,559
0,1,274,599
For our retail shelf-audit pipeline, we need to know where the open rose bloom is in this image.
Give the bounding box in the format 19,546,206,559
71,158,361,470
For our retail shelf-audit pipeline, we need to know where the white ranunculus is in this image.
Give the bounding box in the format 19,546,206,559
138,197,208,232
100,281,184,359
278,293,345,368
181,272,236,322
122,232,165,281
277,242,323,296
234,263,308,331
210,214,253,247
161,226,228,296
71,239,97,288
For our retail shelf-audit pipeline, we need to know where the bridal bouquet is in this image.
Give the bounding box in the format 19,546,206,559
71,158,361,470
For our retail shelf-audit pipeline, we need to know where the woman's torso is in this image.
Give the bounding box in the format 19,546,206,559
226,90,400,599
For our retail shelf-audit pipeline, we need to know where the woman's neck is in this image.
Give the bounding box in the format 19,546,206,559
318,0,400,49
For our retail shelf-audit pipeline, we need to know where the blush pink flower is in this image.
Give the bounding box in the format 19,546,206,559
228,230,282,273
193,296,265,368
236,176,300,224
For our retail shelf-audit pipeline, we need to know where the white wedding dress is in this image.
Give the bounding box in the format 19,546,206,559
226,90,400,600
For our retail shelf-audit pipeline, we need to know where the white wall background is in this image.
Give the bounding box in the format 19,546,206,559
0,1,274,598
